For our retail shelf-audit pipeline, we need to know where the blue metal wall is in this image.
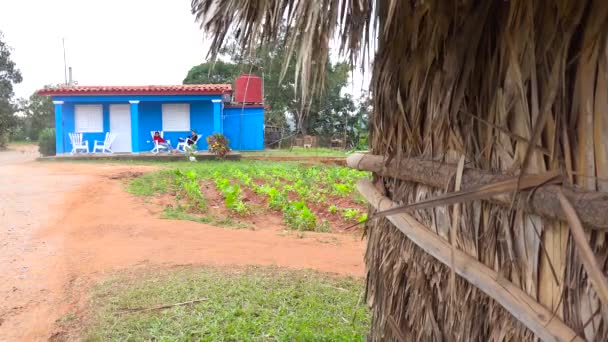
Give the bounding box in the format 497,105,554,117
223,107,265,151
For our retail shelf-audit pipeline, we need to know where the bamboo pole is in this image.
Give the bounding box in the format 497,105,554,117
357,179,583,342
348,153,608,230
558,191,608,307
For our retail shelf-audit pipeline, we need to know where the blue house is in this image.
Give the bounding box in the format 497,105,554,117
38,83,265,154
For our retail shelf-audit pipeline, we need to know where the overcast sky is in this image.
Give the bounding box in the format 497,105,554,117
1,0,369,100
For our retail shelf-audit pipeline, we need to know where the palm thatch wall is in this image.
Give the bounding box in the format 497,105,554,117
193,0,608,340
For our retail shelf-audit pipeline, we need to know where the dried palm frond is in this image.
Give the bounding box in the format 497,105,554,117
192,0,608,340
192,0,374,105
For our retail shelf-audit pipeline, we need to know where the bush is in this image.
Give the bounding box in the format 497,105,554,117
38,128,56,156
206,133,231,159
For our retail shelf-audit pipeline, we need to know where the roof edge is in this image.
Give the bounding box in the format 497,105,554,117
224,103,267,109
37,84,232,97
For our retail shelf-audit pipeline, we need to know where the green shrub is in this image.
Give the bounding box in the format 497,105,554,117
38,128,56,156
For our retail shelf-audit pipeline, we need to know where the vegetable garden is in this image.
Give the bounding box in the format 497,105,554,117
129,161,370,233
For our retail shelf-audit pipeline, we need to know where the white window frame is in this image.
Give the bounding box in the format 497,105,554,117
162,103,190,132
75,104,103,133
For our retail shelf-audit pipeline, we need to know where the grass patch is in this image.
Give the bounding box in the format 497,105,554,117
242,147,348,157
56,312,76,326
161,207,250,229
128,170,172,196
85,266,369,341
213,216,250,229
9,140,36,145
161,207,213,224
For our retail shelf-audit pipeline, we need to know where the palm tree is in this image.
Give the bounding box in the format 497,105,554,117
191,1,608,340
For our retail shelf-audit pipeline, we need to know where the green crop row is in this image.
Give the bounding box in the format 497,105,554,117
213,174,249,214
252,182,322,231
173,169,206,211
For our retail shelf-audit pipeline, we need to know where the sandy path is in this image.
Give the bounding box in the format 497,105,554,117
0,145,365,341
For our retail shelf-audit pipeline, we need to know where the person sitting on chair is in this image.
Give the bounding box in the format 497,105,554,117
179,129,198,146
153,131,171,152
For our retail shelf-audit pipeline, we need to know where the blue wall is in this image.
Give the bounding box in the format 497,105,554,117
223,107,264,151
137,101,214,151
54,96,264,153
61,103,110,153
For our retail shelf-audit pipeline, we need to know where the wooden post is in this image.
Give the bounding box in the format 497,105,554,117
347,153,608,230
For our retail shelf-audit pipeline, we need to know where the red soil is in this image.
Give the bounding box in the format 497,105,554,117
0,146,365,341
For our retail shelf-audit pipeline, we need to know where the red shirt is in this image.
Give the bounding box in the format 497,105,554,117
153,135,167,143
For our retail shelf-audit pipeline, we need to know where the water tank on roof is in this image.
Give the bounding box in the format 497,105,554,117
235,74,263,103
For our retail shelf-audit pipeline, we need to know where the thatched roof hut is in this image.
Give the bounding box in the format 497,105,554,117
192,0,608,340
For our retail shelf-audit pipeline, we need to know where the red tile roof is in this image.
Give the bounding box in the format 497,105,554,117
37,84,232,96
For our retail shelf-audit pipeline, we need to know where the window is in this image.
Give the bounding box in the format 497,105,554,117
162,104,190,131
75,105,103,133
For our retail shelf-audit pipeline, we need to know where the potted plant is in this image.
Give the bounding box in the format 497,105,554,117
206,133,231,160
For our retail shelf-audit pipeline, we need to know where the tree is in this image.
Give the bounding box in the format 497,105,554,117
0,31,22,148
183,60,241,84
210,30,356,136
19,89,54,140
299,62,353,136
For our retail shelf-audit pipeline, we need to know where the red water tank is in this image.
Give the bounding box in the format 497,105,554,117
234,74,263,103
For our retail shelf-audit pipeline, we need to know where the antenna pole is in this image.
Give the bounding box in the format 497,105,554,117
62,38,68,85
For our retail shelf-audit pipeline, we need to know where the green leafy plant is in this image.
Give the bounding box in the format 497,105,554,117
206,133,231,159
342,208,360,221
214,177,248,214
267,187,287,210
173,170,206,211
331,183,351,197
254,183,272,195
38,128,56,156
283,201,317,231
328,205,338,214
358,213,368,223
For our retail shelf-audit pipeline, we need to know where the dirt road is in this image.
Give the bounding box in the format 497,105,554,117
0,145,365,341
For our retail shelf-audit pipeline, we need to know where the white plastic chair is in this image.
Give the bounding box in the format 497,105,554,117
150,131,171,153
93,132,117,153
176,135,201,153
69,133,89,154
